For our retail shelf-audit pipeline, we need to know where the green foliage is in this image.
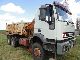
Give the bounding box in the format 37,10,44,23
0,31,33,60
57,36,80,60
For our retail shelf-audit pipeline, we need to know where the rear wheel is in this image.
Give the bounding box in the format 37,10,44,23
7,35,11,45
32,43,44,60
11,37,19,47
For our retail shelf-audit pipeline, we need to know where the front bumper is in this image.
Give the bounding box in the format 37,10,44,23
57,38,76,55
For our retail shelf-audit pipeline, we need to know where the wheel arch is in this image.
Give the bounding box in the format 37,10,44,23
31,33,45,45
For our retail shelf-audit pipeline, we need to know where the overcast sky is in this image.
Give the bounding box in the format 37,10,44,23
0,0,80,30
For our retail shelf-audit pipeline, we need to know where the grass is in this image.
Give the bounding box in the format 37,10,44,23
57,36,80,60
0,30,80,60
0,31,33,60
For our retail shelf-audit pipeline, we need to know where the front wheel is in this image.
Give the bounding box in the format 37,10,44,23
32,43,44,60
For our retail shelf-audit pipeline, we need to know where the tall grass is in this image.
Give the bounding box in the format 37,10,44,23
57,36,80,60
0,32,33,60
0,30,80,60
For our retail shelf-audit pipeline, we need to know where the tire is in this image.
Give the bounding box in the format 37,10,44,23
11,37,19,47
7,35,11,45
32,43,44,60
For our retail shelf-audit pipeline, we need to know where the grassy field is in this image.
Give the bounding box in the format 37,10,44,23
0,30,33,60
0,30,80,60
57,36,80,60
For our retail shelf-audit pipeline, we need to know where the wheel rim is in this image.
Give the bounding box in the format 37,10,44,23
11,40,14,46
34,48,41,57
7,39,10,43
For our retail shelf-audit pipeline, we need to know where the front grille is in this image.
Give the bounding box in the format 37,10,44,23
46,38,55,42
44,43,55,52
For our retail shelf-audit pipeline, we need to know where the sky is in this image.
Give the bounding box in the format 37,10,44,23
0,0,80,30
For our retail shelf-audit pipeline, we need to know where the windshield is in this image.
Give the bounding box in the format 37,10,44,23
56,7,69,21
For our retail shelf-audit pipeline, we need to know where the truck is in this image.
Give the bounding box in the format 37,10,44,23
6,1,76,60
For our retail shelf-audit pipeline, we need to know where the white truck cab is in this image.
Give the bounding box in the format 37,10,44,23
34,1,75,55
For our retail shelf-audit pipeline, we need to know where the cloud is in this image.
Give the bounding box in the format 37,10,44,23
0,3,25,14
61,0,80,29
0,13,16,30
0,13,20,24
68,0,80,28
0,13,15,22
0,13,32,30
0,22,6,30
62,0,80,23
67,0,80,16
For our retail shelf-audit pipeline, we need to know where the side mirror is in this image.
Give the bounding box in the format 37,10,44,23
39,8,46,21
49,5,53,17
